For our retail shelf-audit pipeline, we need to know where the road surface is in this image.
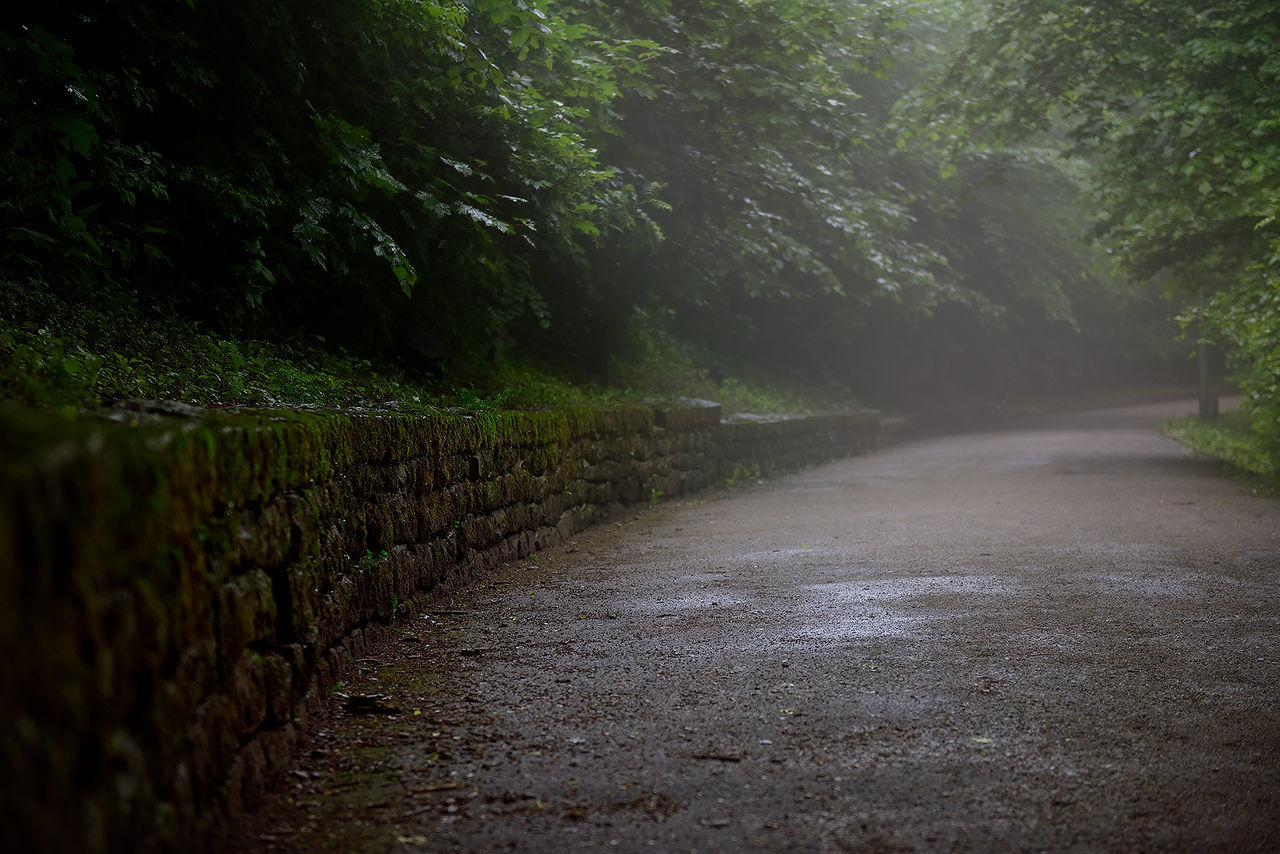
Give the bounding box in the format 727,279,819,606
236,400,1280,852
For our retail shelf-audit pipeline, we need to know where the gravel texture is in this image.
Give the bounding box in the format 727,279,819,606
232,400,1280,853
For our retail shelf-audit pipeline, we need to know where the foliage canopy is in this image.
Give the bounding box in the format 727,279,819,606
948,0,1280,468
1,0,1203,418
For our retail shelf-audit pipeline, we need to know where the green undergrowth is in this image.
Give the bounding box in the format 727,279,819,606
0,280,438,413
1163,408,1279,492
0,280,849,417
604,333,854,417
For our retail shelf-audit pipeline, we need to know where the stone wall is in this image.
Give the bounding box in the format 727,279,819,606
0,400,880,852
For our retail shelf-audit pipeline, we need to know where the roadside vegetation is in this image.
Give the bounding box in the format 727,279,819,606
945,0,1280,475
0,277,834,415
3,1,1274,470
1164,409,1279,489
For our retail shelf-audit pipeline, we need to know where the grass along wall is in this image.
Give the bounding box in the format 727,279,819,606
0,399,880,852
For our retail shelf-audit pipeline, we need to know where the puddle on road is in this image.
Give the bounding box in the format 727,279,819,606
806,574,1027,601
791,609,942,640
792,574,1027,641
612,569,1032,642
1062,541,1178,565
1077,568,1272,604
627,589,753,614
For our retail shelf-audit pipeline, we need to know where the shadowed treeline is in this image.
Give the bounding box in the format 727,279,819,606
2,0,1194,416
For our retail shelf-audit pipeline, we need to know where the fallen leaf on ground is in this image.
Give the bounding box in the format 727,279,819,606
344,694,402,715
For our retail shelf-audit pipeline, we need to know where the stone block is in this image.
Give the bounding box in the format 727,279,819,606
227,651,270,740
0,402,888,854
216,571,276,675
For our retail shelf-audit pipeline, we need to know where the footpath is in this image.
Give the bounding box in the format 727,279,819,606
233,400,1280,852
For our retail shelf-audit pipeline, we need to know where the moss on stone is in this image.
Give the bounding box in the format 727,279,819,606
0,399,882,853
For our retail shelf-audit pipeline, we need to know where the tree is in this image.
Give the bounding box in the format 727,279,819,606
2,0,1191,409
1,0,658,363
948,0,1280,465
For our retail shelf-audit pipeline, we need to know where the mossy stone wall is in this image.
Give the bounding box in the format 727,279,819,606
0,401,880,852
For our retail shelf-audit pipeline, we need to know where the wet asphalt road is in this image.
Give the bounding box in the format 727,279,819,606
238,400,1280,853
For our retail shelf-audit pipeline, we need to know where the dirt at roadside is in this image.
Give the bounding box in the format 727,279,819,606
231,400,1280,853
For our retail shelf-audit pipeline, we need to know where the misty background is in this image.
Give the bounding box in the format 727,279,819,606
2,0,1275,465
